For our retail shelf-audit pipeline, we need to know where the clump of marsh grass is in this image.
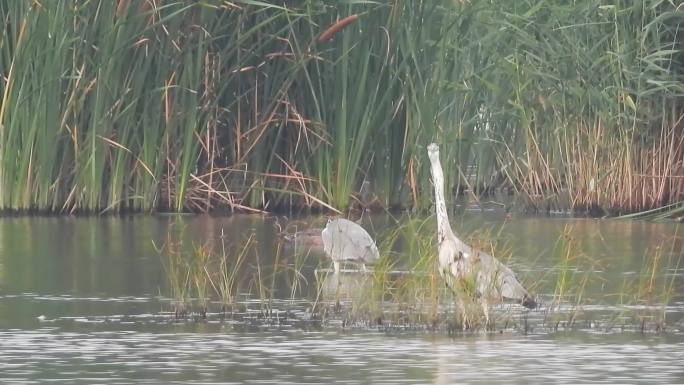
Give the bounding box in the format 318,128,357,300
536,225,683,334
189,243,212,318
539,226,603,330
383,217,444,327
156,228,192,318
155,231,218,318
155,224,259,319
207,229,253,311
610,234,683,333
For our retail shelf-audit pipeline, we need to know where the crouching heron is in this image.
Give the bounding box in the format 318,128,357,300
427,143,536,316
321,217,379,272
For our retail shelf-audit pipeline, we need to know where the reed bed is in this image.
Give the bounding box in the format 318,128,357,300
1,1,682,216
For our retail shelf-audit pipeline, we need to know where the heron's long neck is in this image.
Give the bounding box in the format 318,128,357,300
430,157,457,243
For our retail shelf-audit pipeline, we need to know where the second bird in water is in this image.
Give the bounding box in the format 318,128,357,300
321,217,379,273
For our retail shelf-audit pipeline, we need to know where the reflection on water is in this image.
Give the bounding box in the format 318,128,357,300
0,214,683,383
318,270,375,300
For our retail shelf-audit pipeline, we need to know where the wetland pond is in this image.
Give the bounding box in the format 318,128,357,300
0,212,683,384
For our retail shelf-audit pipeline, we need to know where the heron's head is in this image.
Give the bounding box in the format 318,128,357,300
427,143,440,163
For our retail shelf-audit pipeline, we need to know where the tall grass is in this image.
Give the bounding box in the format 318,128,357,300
0,1,681,215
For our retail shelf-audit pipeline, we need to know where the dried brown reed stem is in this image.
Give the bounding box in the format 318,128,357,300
159,162,342,213
566,116,684,214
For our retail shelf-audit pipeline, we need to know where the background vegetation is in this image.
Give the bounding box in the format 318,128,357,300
0,0,682,215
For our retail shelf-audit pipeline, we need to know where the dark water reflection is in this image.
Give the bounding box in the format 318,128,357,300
0,214,683,383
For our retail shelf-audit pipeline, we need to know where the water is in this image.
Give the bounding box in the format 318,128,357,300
1,214,683,384
2,329,683,384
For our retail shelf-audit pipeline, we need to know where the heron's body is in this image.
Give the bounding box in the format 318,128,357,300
321,218,379,272
427,143,536,310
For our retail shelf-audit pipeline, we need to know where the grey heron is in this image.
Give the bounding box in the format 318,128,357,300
427,143,536,313
321,217,380,272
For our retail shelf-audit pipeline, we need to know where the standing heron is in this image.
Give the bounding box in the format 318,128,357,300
321,217,379,272
426,143,536,317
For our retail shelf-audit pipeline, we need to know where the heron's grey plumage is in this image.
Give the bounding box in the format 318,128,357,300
321,218,379,272
427,143,536,309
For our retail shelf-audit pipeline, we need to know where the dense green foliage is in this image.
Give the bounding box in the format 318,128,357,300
0,1,682,214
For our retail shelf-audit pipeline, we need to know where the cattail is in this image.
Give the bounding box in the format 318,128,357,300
317,15,359,43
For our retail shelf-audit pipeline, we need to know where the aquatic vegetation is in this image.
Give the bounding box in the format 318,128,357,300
538,226,604,330
154,215,683,335
209,229,253,309
189,244,212,317
612,233,683,333
531,224,684,334
155,224,254,317
155,226,192,318
0,2,681,215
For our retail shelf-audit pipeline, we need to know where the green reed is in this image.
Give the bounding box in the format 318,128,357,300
2,1,680,216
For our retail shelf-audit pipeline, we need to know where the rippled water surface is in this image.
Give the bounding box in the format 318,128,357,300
2,328,683,384
0,214,683,384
